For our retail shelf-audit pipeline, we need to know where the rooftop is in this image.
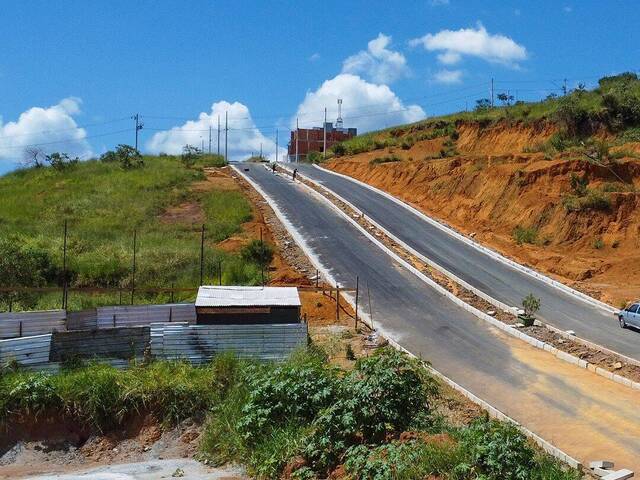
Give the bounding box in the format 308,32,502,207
195,286,301,308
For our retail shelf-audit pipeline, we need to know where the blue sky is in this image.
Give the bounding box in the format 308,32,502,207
0,0,638,172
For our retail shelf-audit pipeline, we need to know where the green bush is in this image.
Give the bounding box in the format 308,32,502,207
457,418,535,480
240,240,274,267
307,151,323,163
563,189,611,212
512,226,538,245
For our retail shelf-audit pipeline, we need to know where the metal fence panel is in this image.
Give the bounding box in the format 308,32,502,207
0,334,52,367
0,310,66,339
97,304,196,329
66,309,98,331
150,323,308,362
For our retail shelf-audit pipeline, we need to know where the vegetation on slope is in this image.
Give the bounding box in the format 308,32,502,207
0,348,580,480
0,152,268,311
332,72,640,158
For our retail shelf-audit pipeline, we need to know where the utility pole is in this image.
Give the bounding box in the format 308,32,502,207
217,115,221,156
275,129,279,163
296,117,299,163
208,125,212,154
323,108,327,161
563,78,568,96
199,224,205,286
132,114,143,150
224,111,228,163
490,78,494,108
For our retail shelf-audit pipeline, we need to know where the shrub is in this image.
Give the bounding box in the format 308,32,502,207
457,418,535,480
512,226,538,245
307,151,323,163
569,172,589,196
45,152,79,171
593,237,604,249
114,144,144,169
240,240,274,267
563,190,611,212
555,95,591,135
331,143,347,157
181,144,200,167
522,293,541,318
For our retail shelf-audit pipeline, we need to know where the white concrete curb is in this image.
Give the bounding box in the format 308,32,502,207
312,164,617,315
282,165,640,393
234,164,583,471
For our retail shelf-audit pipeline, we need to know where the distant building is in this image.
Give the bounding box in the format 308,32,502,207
288,99,357,161
195,286,301,325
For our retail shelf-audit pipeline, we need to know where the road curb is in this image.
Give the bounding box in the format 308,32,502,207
312,164,617,314
283,165,640,393
232,164,583,471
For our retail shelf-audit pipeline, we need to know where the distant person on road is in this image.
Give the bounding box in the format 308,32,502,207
271,163,276,174
292,168,298,181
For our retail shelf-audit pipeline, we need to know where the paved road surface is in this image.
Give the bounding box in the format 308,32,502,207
240,165,640,471
294,164,640,360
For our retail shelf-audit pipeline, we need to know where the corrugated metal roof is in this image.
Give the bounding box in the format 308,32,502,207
196,286,301,307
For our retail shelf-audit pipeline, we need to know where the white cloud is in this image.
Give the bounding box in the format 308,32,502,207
309,53,321,62
0,97,92,169
563,6,572,13
409,23,527,66
432,69,463,84
430,0,449,5
293,73,425,133
342,33,409,84
146,101,286,161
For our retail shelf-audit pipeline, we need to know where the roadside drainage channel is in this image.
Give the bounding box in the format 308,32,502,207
232,164,583,471
313,164,617,315
278,164,640,393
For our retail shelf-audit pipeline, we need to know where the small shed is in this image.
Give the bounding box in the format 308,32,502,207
195,286,301,325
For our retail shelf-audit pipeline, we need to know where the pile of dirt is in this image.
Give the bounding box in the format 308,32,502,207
0,414,203,479
327,121,640,305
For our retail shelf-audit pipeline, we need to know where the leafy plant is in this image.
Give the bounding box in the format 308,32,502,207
240,240,274,268
114,144,144,169
522,294,541,319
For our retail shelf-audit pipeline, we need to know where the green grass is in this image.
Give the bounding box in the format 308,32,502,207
0,348,581,480
0,156,263,311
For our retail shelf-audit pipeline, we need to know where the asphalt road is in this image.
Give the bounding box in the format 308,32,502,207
240,165,640,470
294,164,640,360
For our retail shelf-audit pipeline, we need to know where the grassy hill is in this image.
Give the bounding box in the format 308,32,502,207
0,154,266,311
332,72,640,157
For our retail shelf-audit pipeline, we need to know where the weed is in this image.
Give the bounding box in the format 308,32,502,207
593,237,604,249
369,155,401,165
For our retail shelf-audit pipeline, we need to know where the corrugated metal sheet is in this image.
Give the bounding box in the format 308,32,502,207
150,322,307,362
50,327,150,362
196,286,301,308
96,304,196,329
0,310,66,339
66,309,98,331
0,334,52,367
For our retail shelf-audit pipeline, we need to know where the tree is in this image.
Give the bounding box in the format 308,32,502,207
181,144,201,167
497,92,514,106
99,150,119,163
114,144,143,169
45,152,79,171
23,147,45,168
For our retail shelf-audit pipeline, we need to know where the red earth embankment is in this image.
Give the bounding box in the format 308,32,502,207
326,121,640,306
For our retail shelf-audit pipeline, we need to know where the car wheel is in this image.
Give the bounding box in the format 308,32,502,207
619,316,627,328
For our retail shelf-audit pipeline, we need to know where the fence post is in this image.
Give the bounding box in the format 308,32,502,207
61,219,68,309
218,260,222,285
367,280,374,331
169,307,173,322
170,283,175,303
336,285,340,322
19,321,22,337
113,313,116,328
355,276,359,329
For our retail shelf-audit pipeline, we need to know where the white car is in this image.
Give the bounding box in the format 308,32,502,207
618,301,640,329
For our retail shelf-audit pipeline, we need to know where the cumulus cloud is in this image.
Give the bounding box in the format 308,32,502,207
432,69,463,84
146,101,286,161
293,74,425,133
0,97,92,169
342,33,409,84
409,23,527,66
